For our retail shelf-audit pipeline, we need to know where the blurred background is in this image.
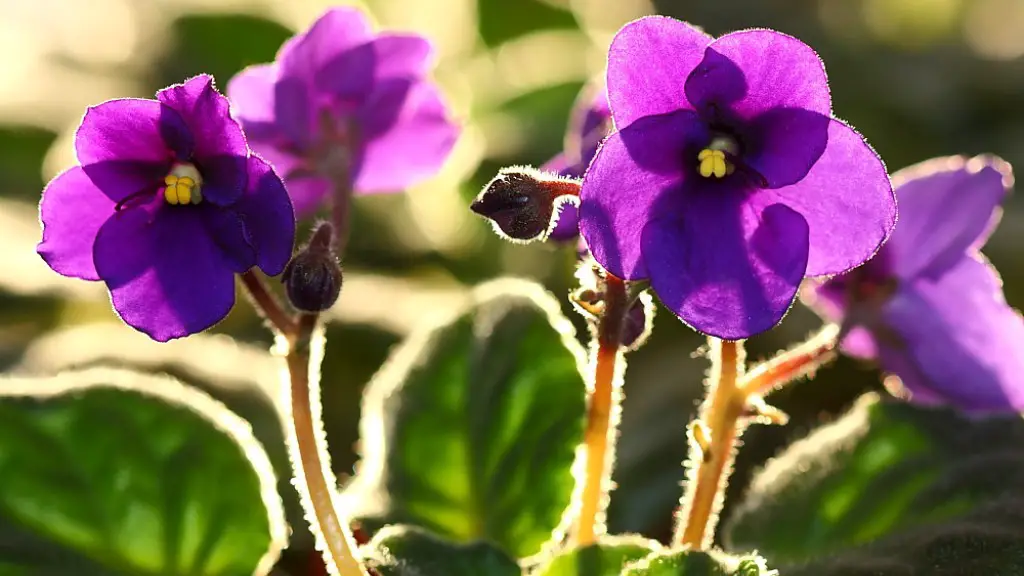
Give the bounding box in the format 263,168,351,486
1,0,1023,571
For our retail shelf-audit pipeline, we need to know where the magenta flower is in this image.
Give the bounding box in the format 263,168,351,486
227,7,459,215
37,75,295,342
579,17,896,339
804,155,1024,413
541,81,612,242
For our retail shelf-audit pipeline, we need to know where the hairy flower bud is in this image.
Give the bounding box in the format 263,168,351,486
282,223,342,312
470,166,581,243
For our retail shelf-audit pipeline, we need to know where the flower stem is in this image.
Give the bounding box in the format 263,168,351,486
240,270,295,335
281,313,369,576
740,323,839,397
675,338,746,549
573,275,628,545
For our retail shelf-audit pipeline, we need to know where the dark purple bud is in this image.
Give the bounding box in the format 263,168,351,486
282,222,342,312
471,166,580,243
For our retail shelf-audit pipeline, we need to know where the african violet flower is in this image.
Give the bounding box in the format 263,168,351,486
580,16,896,339
37,75,295,342
804,155,1024,413
541,81,612,242
228,7,459,215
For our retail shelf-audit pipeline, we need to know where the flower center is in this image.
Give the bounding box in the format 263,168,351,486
163,162,203,206
697,135,739,179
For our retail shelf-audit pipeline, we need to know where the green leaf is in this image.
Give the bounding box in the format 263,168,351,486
621,549,776,576
725,393,1024,565
0,368,287,575
344,278,587,559
536,535,662,576
361,524,521,576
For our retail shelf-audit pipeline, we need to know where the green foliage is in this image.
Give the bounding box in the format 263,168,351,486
361,524,521,576
0,369,287,575
725,393,1024,573
344,279,587,559
536,535,662,576
621,549,776,576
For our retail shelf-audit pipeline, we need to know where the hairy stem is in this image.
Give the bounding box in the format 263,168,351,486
740,323,839,397
240,270,295,335
676,338,746,549
281,313,369,576
573,275,629,545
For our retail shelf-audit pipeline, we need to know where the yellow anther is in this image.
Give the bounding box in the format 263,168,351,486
163,163,203,206
698,148,731,179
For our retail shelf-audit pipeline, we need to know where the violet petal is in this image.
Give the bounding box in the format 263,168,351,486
352,79,459,193
887,155,1011,280
232,155,296,276
743,107,830,188
279,7,373,84
579,110,709,280
760,118,895,277
93,203,237,341
316,34,433,102
882,255,1024,412
641,200,810,339
227,64,278,124
606,16,712,128
37,166,114,281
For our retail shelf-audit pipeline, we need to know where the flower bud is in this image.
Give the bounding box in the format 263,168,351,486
282,223,342,312
470,166,580,243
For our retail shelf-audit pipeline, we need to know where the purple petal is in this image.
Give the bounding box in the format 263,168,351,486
352,79,459,193
316,34,433,103
686,29,830,119
76,99,189,202
200,207,256,273
37,166,115,281
579,110,709,280
606,16,712,128
279,7,373,85
157,75,248,205
93,203,237,342
285,176,332,215
227,64,278,124
641,201,810,339
232,156,296,275
886,155,1011,280
882,255,1024,412
549,202,580,242
564,81,611,169
273,77,316,151
800,279,881,359
743,107,829,188
759,119,895,277
541,152,571,176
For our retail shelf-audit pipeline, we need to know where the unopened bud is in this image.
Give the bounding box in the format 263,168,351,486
470,166,580,243
282,223,342,312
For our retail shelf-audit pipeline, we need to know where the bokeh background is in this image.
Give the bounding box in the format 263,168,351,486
2,0,1023,572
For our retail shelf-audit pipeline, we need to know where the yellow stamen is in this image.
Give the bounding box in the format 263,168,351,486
698,148,731,179
163,163,203,206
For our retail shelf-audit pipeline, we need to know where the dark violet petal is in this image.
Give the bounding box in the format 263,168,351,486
800,279,881,359
37,166,115,281
548,202,580,242
743,107,829,188
641,199,809,339
881,255,1024,412
232,156,296,276
887,155,1011,280
279,6,373,85
606,16,712,128
93,203,237,342
76,98,191,166
197,154,249,206
578,110,708,280
760,118,895,277
157,75,248,160
352,79,459,193
199,207,256,273
687,29,831,119
563,80,611,168
227,64,278,124
274,76,315,150
285,175,331,216
316,34,433,102
81,160,167,204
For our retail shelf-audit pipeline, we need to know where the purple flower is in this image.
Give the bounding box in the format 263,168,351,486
37,75,295,342
227,7,460,215
579,17,896,339
541,81,612,242
804,155,1024,413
